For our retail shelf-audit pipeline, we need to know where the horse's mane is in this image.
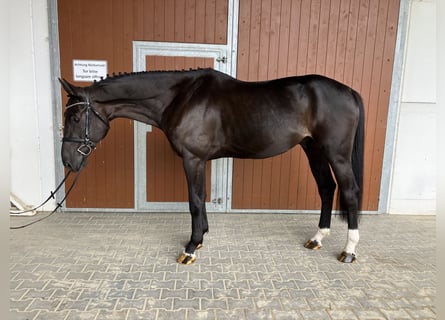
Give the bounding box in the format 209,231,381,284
92,68,212,86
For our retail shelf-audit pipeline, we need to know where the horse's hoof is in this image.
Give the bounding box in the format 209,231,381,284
304,239,321,250
177,252,197,265
338,251,356,263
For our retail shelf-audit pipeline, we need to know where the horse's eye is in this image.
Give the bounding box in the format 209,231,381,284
72,115,80,123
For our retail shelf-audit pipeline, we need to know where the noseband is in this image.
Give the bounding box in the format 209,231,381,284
62,97,110,156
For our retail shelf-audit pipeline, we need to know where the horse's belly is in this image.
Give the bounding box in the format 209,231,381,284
228,130,307,159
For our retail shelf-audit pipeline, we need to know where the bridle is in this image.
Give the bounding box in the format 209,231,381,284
62,97,110,156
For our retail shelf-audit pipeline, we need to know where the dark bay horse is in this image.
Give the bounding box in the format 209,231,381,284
59,68,364,264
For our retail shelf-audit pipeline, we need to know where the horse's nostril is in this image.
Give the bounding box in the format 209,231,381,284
63,160,72,171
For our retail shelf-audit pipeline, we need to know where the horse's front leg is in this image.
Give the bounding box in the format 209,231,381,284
177,156,208,265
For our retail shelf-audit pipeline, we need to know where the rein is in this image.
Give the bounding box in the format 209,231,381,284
10,169,81,229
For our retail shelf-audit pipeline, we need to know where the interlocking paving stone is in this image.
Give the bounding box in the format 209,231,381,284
56,298,89,312
65,310,99,320
127,309,157,320
34,310,70,320
10,212,436,319
9,310,40,320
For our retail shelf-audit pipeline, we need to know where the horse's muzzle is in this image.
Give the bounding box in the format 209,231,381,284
61,148,87,172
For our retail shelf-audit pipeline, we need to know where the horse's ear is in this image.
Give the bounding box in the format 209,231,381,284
59,78,79,96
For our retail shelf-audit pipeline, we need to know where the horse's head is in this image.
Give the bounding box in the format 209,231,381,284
59,79,110,172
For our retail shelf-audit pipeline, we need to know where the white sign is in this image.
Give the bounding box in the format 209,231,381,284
73,60,107,82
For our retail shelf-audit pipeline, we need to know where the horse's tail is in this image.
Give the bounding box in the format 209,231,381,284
351,91,365,210
338,90,365,221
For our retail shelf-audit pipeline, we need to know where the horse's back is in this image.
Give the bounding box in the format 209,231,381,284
171,70,362,160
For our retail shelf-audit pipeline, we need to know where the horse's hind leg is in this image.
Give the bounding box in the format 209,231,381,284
326,152,361,263
301,139,336,251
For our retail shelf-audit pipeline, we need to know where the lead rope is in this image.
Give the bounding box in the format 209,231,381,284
10,170,81,230
10,170,72,215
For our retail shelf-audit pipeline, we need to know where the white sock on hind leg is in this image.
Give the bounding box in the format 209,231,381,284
344,229,360,255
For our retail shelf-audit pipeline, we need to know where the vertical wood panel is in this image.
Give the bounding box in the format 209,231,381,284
315,0,329,75
154,0,165,41
233,0,400,211
277,0,291,77
368,0,399,210
287,0,301,76
306,0,320,73
195,0,206,42
343,0,360,85
205,0,217,43
215,0,229,43
363,0,389,209
334,0,350,80
58,0,228,208
324,0,337,77
185,0,196,42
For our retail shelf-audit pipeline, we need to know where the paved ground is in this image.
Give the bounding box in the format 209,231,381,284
10,212,436,320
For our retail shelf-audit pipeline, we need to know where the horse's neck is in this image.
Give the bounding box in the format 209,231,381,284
99,73,191,127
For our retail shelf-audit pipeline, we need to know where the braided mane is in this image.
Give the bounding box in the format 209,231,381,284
92,68,210,85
